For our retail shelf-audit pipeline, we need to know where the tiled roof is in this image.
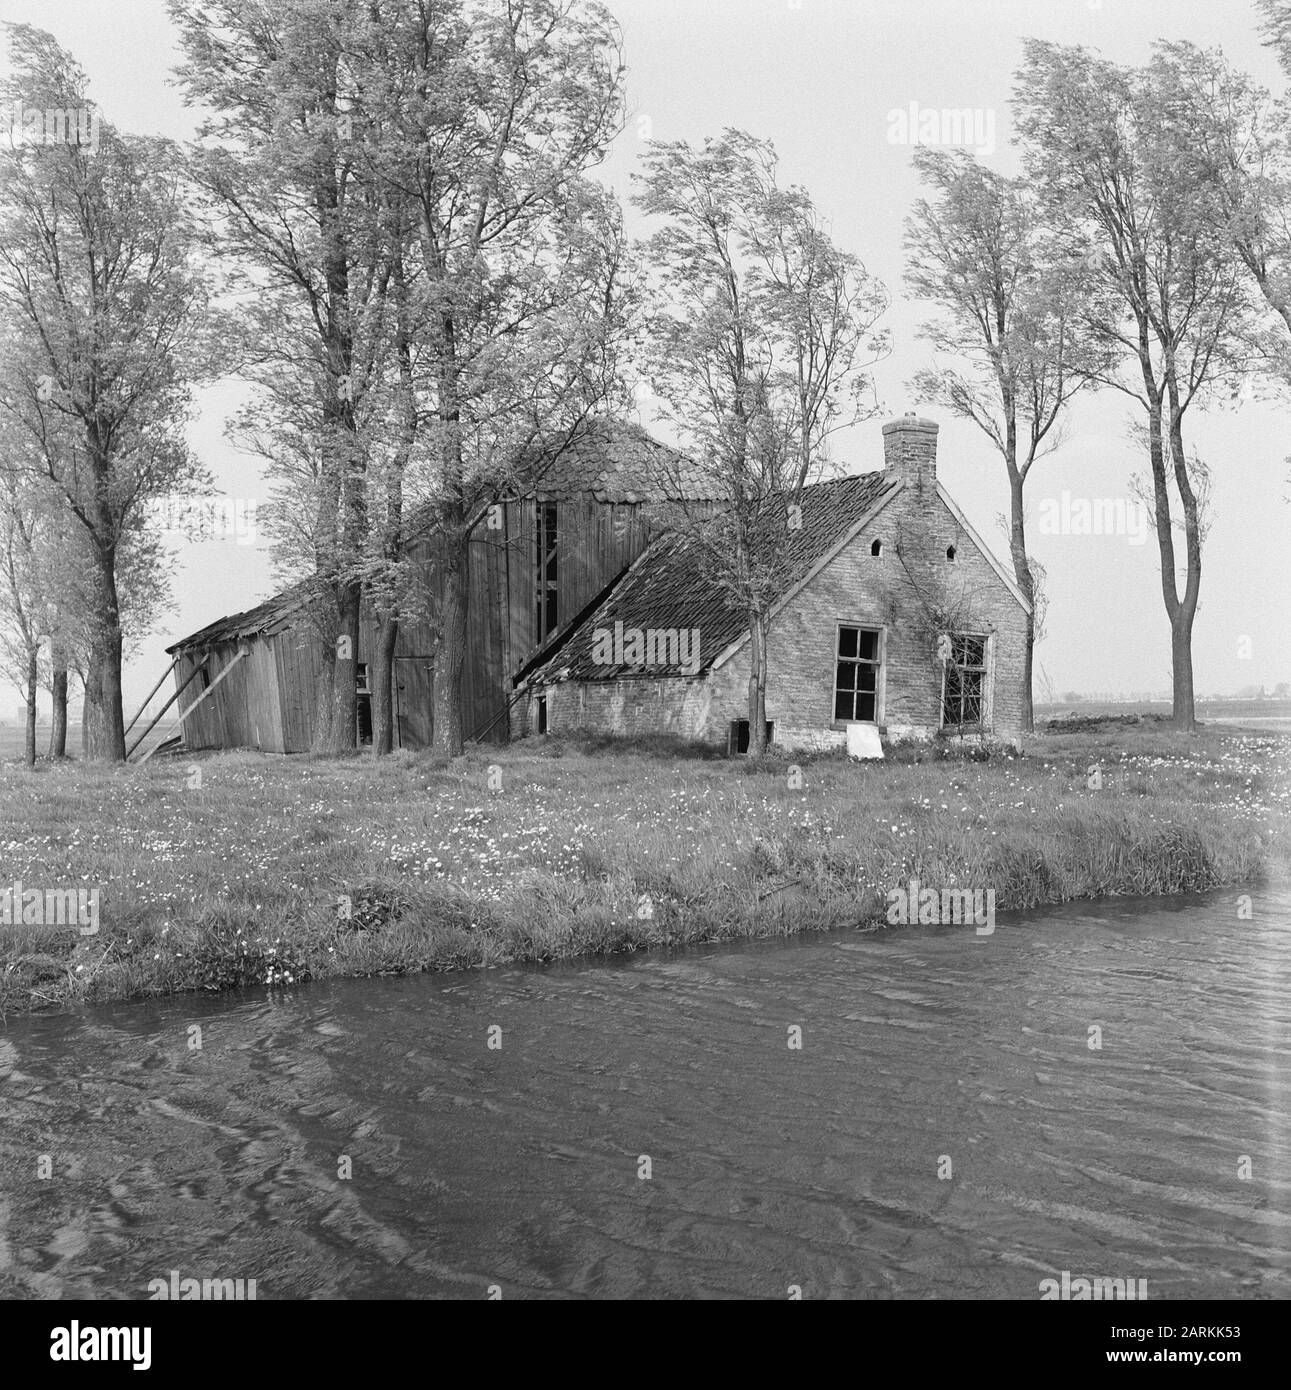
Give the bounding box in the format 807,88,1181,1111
510,418,721,504
397,419,723,544
166,579,316,652
526,472,899,683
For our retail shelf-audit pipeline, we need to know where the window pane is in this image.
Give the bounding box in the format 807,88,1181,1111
835,626,883,723
950,634,985,668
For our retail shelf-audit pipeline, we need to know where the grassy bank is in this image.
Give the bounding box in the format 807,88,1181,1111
1,724,1287,1016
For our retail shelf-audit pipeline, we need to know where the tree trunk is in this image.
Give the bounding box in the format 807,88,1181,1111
747,611,768,755
83,639,126,760
374,241,412,761
82,554,126,761
1021,619,1035,736
432,535,469,758
372,614,399,756
1171,614,1196,733
1007,473,1035,735
23,646,37,767
1168,412,1201,732
1144,393,1201,733
49,648,68,758
322,581,360,754
312,640,336,752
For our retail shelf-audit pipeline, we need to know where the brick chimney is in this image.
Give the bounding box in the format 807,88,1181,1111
882,414,939,495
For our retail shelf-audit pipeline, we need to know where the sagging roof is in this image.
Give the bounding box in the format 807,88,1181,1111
166,579,316,653
526,472,900,684
168,421,719,655
515,418,721,503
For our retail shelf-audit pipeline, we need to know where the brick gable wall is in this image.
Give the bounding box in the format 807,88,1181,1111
698,483,1028,747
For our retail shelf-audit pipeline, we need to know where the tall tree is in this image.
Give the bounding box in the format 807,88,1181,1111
634,129,888,754
0,24,205,759
0,469,54,765
171,0,390,754
357,0,629,757
172,0,628,758
904,148,1098,732
1014,41,1255,730
1162,24,1291,506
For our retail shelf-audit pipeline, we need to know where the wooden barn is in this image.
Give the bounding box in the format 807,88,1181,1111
163,420,705,752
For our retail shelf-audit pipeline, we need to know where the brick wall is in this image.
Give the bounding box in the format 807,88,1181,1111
540,675,713,739
533,417,1030,749
882,413,939,495
694,482,1028,746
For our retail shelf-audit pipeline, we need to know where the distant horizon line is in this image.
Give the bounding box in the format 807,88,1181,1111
4,690,1289,725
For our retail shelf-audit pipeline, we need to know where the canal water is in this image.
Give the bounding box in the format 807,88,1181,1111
1,888,1287,1299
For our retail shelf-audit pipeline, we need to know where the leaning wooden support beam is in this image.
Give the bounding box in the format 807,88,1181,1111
138,647,249,765
125,658,209,759
123,659,178,739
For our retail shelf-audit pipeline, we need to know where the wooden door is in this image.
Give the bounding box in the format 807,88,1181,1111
395,658,434,749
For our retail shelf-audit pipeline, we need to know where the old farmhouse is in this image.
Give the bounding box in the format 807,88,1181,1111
523,415,1031,750
162,415,1030,754
162,421,703,752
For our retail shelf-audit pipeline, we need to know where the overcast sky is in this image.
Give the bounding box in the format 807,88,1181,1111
2,0,1288,716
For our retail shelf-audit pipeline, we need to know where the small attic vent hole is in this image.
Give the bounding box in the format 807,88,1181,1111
946,544,957,561
870,538,882,557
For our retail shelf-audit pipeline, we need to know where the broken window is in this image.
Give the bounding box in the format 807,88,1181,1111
536,502,558,640
355,663,372,744
834,625,881,722
870,538,883,556
941,634,987,727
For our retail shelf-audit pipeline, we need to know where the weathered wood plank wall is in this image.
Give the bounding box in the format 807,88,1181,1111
173,495,659,751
